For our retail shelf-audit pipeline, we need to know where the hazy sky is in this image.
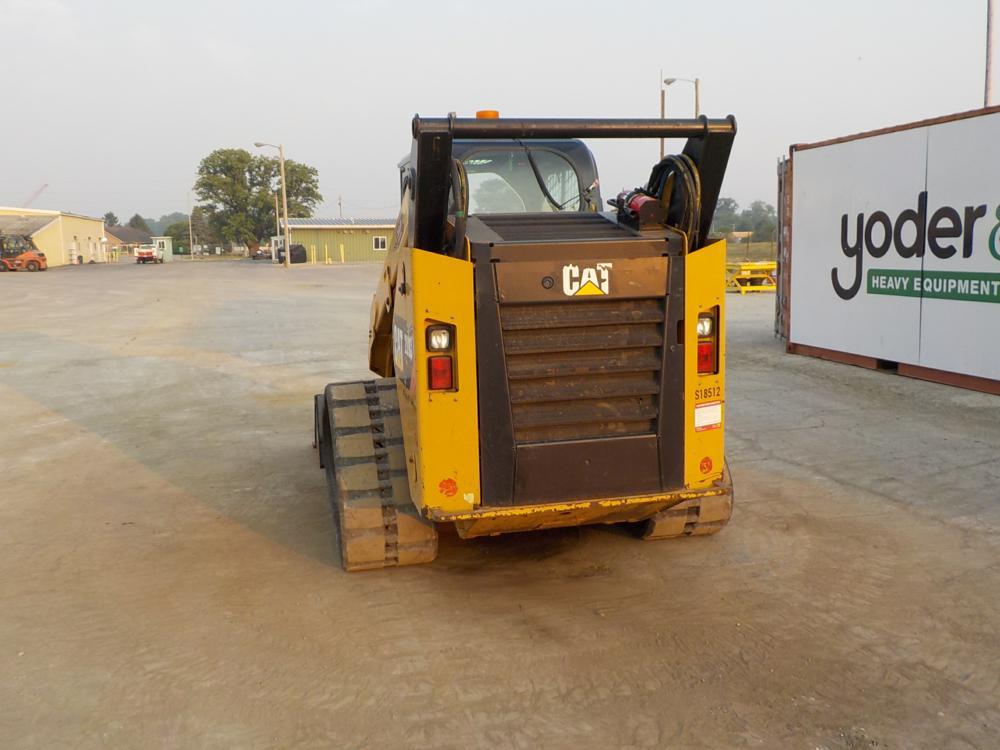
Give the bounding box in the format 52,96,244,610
0,0,993,221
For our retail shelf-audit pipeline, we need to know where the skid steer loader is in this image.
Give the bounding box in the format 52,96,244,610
314,112,737,570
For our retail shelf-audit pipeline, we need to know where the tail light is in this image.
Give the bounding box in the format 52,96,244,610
697,310,718,375
428,356,453,390
426,322,456,390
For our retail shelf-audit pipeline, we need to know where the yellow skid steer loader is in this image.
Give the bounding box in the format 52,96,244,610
315,112,737,570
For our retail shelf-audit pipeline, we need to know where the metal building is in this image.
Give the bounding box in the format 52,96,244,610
0,207,106,267
283,218,395,264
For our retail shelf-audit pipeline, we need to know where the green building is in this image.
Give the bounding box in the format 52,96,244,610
284,218,395,264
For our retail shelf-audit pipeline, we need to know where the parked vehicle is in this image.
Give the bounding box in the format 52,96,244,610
0,234,48,272
277,244,307,264
136,244,164,264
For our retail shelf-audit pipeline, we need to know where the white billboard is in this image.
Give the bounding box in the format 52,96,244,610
789,110,1000,381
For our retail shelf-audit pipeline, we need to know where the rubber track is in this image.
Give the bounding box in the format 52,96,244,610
320,378,437,571
641,467,734,540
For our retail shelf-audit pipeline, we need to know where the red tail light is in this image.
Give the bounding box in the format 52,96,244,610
428,356,454,390
697,341,716,374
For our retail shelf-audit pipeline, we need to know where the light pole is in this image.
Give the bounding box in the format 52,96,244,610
660,75,701,159
659,71,667,159
188,191,196,260
254,142,292,270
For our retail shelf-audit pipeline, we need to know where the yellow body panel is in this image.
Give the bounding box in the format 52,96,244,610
684,239,727,488
395,247,481,514
384,238,728,528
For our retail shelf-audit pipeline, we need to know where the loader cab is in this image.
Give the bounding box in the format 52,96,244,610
399,139,602,216
1,234,34,257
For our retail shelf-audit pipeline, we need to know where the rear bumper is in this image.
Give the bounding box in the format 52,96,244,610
433,470,732,539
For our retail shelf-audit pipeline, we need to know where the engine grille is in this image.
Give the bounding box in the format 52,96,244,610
500,298,665,443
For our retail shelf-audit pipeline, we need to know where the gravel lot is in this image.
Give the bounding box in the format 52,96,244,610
1,261,997,749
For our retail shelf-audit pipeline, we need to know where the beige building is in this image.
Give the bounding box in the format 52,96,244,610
0,207,106,267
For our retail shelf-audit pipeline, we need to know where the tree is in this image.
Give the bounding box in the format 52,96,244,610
193,148,322,250
147,212,188,235
711,197,739,235
189,206,217,249
164,221,190,254
736,200,777,241
103,212,119,227
127,214,151,233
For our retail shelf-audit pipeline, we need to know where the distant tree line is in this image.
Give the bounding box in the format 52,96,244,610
101,210,218,254
711,197,777,241
103,211,193,236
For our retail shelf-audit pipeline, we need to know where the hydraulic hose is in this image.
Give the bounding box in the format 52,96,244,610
449,158,469,257
647,154,702,249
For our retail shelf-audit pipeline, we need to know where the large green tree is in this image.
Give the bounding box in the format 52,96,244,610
103,211,119,227
193,149,322,250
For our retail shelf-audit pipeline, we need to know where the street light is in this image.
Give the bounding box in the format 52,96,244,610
254,141,292,269
659,73,701,159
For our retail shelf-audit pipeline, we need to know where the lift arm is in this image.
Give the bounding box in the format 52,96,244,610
409,116,737,254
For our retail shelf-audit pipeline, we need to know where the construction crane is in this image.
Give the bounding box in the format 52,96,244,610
21,184,48,208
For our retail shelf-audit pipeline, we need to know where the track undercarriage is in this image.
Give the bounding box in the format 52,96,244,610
315,378,733,571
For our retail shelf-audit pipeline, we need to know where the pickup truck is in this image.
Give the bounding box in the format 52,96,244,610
136,244,164,264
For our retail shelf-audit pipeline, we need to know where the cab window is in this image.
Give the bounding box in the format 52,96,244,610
463,149,582,214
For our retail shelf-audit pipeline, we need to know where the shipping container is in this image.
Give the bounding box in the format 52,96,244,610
776,106,1000,394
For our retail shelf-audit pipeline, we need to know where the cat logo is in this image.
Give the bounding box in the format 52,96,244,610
562,262,612,296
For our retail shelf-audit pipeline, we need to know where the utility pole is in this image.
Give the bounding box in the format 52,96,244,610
279,145,291,270
694,77,701,117
988,0,996,106
659,70,667,160
254,141,293,269
338,195,343,218
188,205,195,260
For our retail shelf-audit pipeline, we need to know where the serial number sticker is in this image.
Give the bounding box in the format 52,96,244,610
695,385,721,401
694,401,723,432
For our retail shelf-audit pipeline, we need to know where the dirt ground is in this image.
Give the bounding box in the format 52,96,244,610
1,261,997,749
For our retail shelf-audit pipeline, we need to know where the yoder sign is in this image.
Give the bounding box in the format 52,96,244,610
789,110,1000,381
